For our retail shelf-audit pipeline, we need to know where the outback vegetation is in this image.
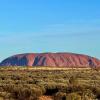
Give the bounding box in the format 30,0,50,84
0,67,100,100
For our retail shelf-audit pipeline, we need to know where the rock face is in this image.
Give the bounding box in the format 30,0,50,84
0,53,100,67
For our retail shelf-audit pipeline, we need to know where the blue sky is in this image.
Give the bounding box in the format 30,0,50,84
0,0,100,61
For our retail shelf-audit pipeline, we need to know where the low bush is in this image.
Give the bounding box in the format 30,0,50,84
12,87,42,100
66,93,81,100
54,92,66,100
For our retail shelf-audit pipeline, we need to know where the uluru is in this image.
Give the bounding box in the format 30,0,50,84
0,52,100,68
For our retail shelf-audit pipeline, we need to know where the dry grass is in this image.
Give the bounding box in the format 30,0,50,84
0,66,100,100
